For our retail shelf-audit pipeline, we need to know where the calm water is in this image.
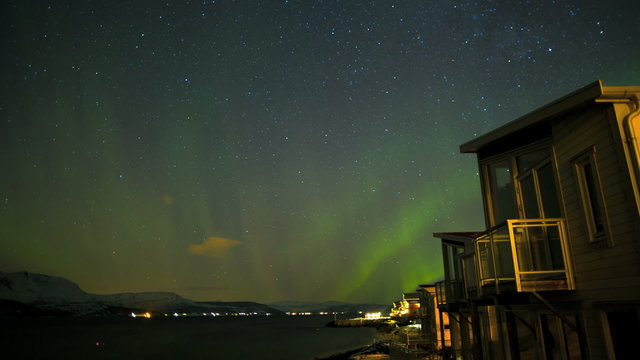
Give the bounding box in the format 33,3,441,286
1,315,378,359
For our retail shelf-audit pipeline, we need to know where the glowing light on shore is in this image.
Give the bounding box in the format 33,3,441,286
131,312,152,318
365,312,382,319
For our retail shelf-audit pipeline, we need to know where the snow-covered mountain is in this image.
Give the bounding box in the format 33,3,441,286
0,271,90,304
0,271,282,316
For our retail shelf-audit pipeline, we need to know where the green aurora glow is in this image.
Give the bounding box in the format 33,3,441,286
2,1,639,303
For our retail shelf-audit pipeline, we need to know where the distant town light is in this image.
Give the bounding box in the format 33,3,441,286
364,312,382,319
131,312,152,318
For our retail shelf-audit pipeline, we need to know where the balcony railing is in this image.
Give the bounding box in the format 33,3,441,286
435,279,465,307
475,223,515,292
473,219,575,294
435,281,447,306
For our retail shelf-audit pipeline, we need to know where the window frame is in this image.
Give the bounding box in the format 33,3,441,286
482,157,518,226
480,141,560,226
516,157,560,219
571,147,610,245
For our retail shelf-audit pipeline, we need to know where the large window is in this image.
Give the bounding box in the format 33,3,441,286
442,243,465,300
487,160,518,225
573,149,608,244
484,147,561,226
515,153,565,273
517,152,561,219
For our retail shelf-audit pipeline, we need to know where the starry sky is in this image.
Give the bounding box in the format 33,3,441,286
1,1,639,304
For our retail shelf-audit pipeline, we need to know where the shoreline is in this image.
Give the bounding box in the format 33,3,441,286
315,341,390,360
319,319,395,359
314,345,368,360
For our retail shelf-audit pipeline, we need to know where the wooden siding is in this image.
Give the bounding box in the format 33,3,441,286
551,103,640,360
450,88,640,360
553,103,640,301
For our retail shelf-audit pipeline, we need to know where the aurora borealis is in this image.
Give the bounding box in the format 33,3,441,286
1,1,639,304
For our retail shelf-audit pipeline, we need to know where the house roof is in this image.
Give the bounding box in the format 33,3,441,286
403,292,420,300
433,231,481,244
417,284,435,288
459,80,640,154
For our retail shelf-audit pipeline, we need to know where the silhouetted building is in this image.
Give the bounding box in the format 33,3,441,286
403,292,421,318
434,81,640,359
390,300,405,318
390,292,421,319
417,284,451,352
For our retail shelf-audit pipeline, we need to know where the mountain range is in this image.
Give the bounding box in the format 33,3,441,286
0,271,389,317
0,271,281,317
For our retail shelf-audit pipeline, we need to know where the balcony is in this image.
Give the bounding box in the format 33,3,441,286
435,279,465,309
473,219,575,294
460,253,478,298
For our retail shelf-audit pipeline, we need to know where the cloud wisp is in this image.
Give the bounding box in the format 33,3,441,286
188,237,243,259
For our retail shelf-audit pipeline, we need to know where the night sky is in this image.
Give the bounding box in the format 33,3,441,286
1,1,639,304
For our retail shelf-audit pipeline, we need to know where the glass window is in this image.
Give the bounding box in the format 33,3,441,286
446,245,458,280
487,160,517,225
538,162,562,218
520,174,540,218
573,149,607,243
444,244,464,281
582,163,604,233
516,151,561,220
517,149,549,173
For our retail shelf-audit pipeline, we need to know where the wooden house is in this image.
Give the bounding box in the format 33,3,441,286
417,284,452,352
433,81,640,359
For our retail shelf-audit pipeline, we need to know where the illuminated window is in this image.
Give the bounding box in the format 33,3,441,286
573,149,608,244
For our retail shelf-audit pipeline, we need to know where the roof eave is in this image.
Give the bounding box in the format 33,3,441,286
433,232,480,244
459,80,604,154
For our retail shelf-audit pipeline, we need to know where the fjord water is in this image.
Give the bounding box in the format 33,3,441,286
1,315,378,359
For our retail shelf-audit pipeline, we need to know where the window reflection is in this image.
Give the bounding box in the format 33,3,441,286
487,160,517,225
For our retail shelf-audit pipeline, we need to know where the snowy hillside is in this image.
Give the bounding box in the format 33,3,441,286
0,271,281,316
0,271,90,304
